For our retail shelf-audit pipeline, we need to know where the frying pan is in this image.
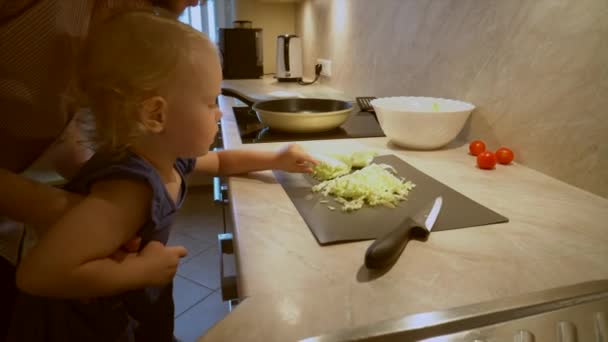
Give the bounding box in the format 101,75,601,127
221,88,353,133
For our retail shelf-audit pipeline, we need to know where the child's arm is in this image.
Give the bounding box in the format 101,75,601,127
194,144,318,176
16,178,187,298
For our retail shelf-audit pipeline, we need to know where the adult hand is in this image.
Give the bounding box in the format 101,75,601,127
109,236,143,262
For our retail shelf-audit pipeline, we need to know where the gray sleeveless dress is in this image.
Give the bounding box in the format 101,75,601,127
8,151,196,342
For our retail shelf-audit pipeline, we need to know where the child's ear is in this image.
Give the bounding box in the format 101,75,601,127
138,96,167,133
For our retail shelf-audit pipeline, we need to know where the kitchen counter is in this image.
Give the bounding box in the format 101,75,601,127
198,84,608,341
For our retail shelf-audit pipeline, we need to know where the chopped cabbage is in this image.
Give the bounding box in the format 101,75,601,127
328,153,353,167
311,154,351,181
312,151,378,181
350,151,378,168
312,163,415,211
327,151,378,168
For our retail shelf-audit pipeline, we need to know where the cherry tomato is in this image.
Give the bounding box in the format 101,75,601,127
477,151,497,170
496,147,514,165
469,140,486,156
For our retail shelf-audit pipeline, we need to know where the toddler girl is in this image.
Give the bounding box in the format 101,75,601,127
10,9,316,342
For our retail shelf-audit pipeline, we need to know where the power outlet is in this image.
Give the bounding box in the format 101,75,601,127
316,58,332,77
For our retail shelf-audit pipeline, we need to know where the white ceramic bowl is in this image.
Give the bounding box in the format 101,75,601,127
370,96,475,150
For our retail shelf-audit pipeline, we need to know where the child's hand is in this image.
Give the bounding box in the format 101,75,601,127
138,241,188,287
274,144,319,173
80,236,158,304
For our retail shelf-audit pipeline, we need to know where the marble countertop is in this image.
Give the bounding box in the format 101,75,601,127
198,82,608,341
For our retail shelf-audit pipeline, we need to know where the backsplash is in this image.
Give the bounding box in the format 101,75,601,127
233,0,297,74
295,0,608,198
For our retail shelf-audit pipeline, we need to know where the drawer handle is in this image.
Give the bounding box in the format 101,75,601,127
218,233,238,302
514,330,535,342
596,312,607,342
557,321,578,342
213,177,229,205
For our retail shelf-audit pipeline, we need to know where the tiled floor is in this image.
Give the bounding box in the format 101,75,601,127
169,186,230,342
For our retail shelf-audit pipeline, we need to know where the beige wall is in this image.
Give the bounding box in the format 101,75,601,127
296,0,608,198
233,0,297,74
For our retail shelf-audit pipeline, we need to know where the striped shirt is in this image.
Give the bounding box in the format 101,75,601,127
0,0,149,173
0,0,149,263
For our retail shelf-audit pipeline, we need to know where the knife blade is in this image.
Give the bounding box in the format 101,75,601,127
364,196,443,269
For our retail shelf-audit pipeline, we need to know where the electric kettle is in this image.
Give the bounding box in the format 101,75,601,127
275,34,303,82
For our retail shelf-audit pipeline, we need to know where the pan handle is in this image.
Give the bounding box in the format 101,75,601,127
221,88,256,107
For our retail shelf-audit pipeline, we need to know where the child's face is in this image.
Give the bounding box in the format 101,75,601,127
163,47,222,158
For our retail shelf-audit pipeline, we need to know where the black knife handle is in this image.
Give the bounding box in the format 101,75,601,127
364,218,425,269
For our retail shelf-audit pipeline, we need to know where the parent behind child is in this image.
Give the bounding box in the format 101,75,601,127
1,0,207,340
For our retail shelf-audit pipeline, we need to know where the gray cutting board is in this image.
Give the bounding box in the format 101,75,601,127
273,155,508,245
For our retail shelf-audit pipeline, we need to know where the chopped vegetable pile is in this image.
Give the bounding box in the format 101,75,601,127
311,151,379,181
311,154,351,181
311,152,415,212
349,151,378,168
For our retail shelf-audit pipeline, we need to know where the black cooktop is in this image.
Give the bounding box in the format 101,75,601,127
233,106,385,144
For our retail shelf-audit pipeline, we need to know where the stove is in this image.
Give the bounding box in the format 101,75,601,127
232,106,385,144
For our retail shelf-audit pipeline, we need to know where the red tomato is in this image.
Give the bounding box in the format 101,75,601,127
469,140,486,156
477,151,497,170
496,147,514,165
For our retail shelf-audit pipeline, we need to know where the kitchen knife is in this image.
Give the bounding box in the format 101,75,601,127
365,196,443,269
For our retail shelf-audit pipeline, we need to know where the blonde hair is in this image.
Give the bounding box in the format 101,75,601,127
79,9,216,152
